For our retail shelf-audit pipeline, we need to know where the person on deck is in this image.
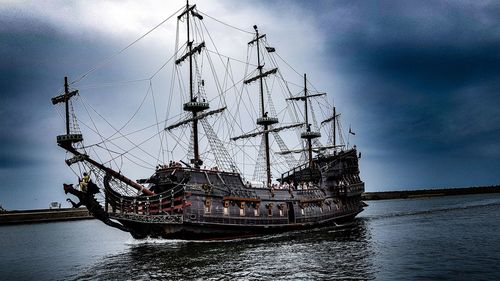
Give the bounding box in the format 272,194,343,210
80,172,90,193
283,182,289,190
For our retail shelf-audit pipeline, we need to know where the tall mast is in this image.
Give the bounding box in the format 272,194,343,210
303,74,313,167
187,0,200,168
255,25,272,187
298,74,322,168
238,25,279,186
177,0,207,168
333,106,336,152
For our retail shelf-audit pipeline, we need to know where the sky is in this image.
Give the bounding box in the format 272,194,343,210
1,0,500,210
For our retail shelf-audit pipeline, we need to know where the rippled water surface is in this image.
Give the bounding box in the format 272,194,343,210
1,193,500,280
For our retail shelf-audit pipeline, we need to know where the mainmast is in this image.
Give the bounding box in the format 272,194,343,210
187,1,198,167
177,0,207,169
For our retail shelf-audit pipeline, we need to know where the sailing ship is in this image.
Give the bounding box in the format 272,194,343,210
52,1,365,239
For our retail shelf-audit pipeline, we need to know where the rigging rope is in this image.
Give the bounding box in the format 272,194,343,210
198,11,254,34
71,5,184,85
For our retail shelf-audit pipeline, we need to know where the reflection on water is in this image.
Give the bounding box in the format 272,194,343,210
72,221,376,280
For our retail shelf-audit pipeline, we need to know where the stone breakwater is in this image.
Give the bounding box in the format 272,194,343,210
0,208,92,225
362,185,500,200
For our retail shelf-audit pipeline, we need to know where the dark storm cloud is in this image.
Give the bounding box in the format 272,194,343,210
0,12,137,169
285,0,500,188
0,12,133,208
352,43,500,92
328,4,500,130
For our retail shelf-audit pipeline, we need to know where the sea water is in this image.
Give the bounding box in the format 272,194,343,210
1,193,500,280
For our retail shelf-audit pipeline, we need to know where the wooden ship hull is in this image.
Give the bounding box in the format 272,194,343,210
105,149,364,239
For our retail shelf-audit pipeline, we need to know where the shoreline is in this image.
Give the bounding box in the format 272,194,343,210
362,185,500,200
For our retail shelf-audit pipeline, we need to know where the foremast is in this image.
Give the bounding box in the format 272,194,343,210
52,77,155,196
52,77,82,145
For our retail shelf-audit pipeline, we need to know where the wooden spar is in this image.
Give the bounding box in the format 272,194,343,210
243,68,277,84
175,42,205,65
231,123,303,141
320,107,340,125
286,92,326,101
177,3,196,19
275,144,344,155
248,34,266,45
165,107,226,131
62,145,155,196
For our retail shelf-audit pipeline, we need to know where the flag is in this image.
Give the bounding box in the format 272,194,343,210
349,126,356,135
265,47,276,52
191,10,203,20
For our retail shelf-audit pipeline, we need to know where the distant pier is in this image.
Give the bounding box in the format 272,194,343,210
362,185,500,200
0,208,92,225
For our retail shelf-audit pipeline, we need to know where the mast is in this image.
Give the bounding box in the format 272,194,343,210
333,106,336,153
177,0,207,169
187,0,199,168
303,74,313,167
234,25,280,186
255,25,273,187
52,76,82,147
296,74,322,168
53,77,153,195
64,77,70,135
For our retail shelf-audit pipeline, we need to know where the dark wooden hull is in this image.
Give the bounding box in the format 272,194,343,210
103,149,365,240
118,209,362,240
